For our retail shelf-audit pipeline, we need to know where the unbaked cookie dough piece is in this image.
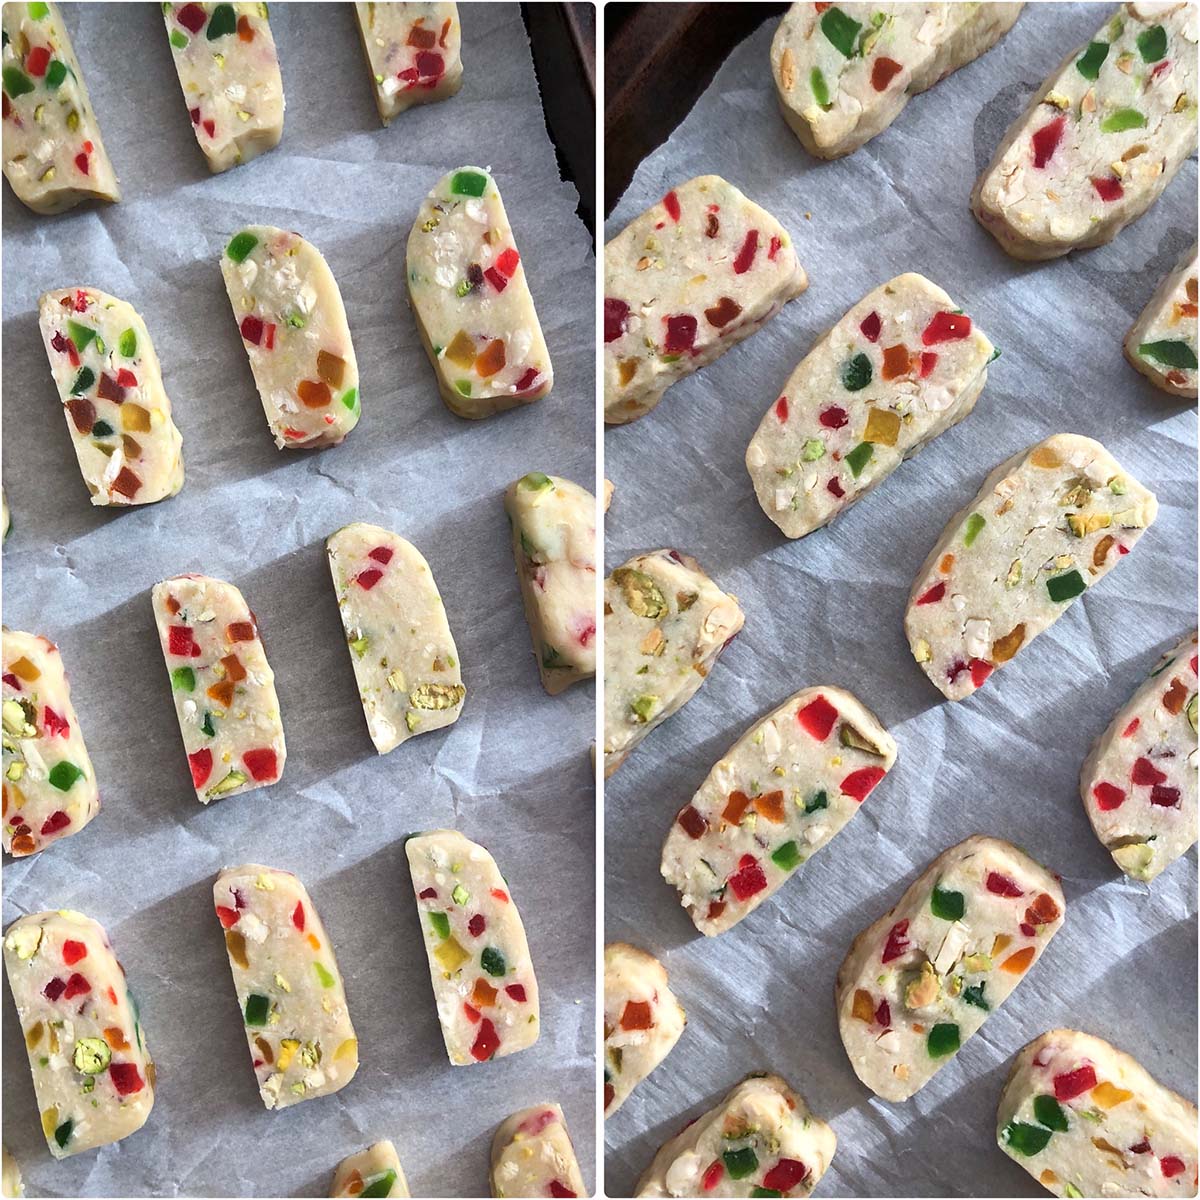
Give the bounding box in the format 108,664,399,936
220,225,362,449
771,3,1022,159
604,176,808,425
332,1140,410,1198
662,686,897,936
837,835,1064,1102
1,1,119,214
407,166,552,419
406,830,540,1066
906,434,1157,702
151,574,286,802
1,1147,20,1198
162,2,284,173
327,523,464,753
746,274,994,538
3,630,99,857
354,2,462,124
972,4,1199,261
1080,631,1198,883
604,943,686,1117
604,550,744,777
997,1029,1198,1197
504,472,597,695
1125,243,1198,398
490,1104,587,1199
3,910,154,1158
38,287,185,507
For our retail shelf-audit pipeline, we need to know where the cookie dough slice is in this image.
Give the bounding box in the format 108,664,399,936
214,865,359,1109
1,1147,20,1198
1125,243,1198,398
604,943,686,1117
1080,631,1197,883
332,1140,410,1198
837,835,1064,1102
406,830,540,1066
220,226,362,449
746,274,994,538
3,910,154,1158
906,434,1157,701
605,176,808,425
407,166,552,419
771,2,1022,159
1,1,119,213
163,2,284,172
997,1029,1198,1197
38,287,185,506
490,1104,587,1198
504,472,596,695
327,523,464,753
354,2,462,124
972,4,1199,261
3,630,99,856
604,550,744,777
635,1074,836,1197
662,686,897,936
151,574,286,802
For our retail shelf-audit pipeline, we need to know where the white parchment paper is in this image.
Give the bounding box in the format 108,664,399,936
1,4,595,1196
603,5,1197,1195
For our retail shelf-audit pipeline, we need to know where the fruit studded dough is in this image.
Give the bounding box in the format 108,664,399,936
1,1,120,214
2,630,99,856
1125,242,1198,398
406,830,540,1066
214,864,359,1109
162,2,284,173
604,176,808,425
1080,631,1198,883
38,287,185,506
770,2,1023,159
662,686,897,936
635,1073,836,1197
220,225,362,449
353,2,463,124
327,522,465,753
906,433,1158,701
332,1140,410,1198
997,1029,1198,1196
972,3,1199,261
746,274,994,538
151,574,286,802
407,166,553,418
504,472,597,695
836,835,1064,1102
603,943,686,1118
604,550,744,777
1,1146,20,1198
490,1104,587,1199
3,910,154,1158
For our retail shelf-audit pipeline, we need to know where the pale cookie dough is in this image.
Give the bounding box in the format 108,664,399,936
604,176,808,425
490,1104,587,1198
746,274,994,538
332,1140,410,1198
406,830,540,1066
662,686,897,936
151,574,286,801
771,2,1023,158
998,1029,1198,1197
1080,631,1198,883
604,550,744,777
38,287,185,506
504,472,596,695
3,629,99,857
1125,243,1198,398
1,1147,20,1198
327,522,464,753
1,1,120,213
214,864,359,1109
407,166,552,418
972,3,1199,261
906,433,1157,701
3,910,154,1158
837,834,1064,1102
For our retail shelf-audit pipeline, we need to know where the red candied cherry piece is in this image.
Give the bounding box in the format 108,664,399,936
859,311,881,342
871,57,902,91
215,905,239,928
1132,757,1167,786
733,230,759,275
471,1017,500,1060
505,983,526,1002
915,581,946,605
677,805,708,839
243,748,278,782
662,189,681,222
986,871,1024,897
1031,115,1065,169
819,406,848,428
604,298,630,343
40,810,71,836
1091,176,1124,202
726,854,767,900
841,767,885,801
1151,785,1181,808
775,396,789,422
356,568,383,590
922,311,971,345
701,1161,724,1191
368,545,394,565
63,972,90,999
176,3,207,33
1054,1065,1097,1101
62,939,87,966
882,919,910,963
763,1160,809,1192
663,314,698,354
109,1062,144,1095
468,914,486,937
1092,782,1126,811
188,748,213,788
797,694,838,740
292,902,305,931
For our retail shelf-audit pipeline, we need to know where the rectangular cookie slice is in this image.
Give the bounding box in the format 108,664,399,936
332,1140,410,1198
490,1104,587,1199
1125,243,1198,398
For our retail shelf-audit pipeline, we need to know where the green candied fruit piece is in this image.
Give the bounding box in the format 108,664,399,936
72,1036,111,1075
841,352,872,392
1100,108,1146,133
1075,40,1109,79
226,231,259,263
244,994,270,1026
926,1022,960,1057
805,790,828,814
200,712,216,737
207,3,237,38
313,962,335,988
519,472,554,492
963,512,986,546
454,379,472,397
428,911,450,939
340,387,359,413
801,438,825,461
27,1,49,16
449,169,489,197
1136,24,1167,62
71,320,101,356
451,883,469,906
810,67,831,108
481,946,507,976
771,840,802,871
53,1118,74,1149
820,6,861,57
118,328,138,357
751,1191,782,1199
1063,1186,1083,1199
91,420,114,438
542,645,567,670
722,1147,759,1180
206,769,247,798
1046,569,1086,603
1138,340,1198,369
70,367,95,395
45,59,66,89
630,694,658,723
171,666,196,691
48,761,83,792
930,884,965,921
169,28,188,49
961,981,988,1010
1033,1094,1069,1132
1002,1121,1052,1157
361,1172,398,1199
3,67,33,98
845,442,873,477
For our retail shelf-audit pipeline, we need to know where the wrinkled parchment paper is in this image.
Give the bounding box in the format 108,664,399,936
1,4,595,1196
603,5,1197,1195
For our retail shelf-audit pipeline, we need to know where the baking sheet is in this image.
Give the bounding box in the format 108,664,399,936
603,5,1197,1195
0,4,596,1196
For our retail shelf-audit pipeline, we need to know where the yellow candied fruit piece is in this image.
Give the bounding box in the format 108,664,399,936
41,1106,58,1140
618,359,637,387
444,329,476,368
1040,1170,1058,1186
1030,446,1062,469
277,1038,300,1071
851,988,874,1022
8,656,41,682
334,1037,357,1062
991,933,1012,956
1092,1081,1134,1109
434,935,469,972
863,407,901,448
121,403,152,433
306,933,321,952
25,1019,44,1049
